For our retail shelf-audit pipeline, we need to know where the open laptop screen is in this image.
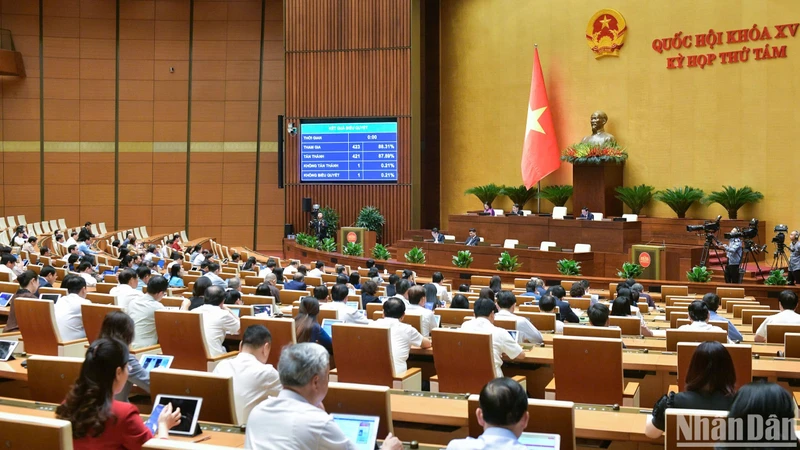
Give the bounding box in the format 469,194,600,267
518,432,561,449
331,413,379,450
321,318,343,338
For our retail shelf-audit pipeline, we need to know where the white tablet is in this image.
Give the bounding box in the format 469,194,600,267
252,304,273,317
0,340,19,362
331,413,380,450
518,432,560,449
321,318,343,338
434,315,441,328
0,292,12,307
139,354,174,372
507,329,520,343
147,394,203,436
39,293,61,303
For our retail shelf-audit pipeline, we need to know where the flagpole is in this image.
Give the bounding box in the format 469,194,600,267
534,43,540,216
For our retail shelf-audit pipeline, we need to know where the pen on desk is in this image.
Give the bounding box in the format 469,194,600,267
193,435,211,443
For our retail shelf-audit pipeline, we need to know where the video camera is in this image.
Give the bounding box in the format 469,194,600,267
724,218,759,240
686,215,722,233
773,224,788,245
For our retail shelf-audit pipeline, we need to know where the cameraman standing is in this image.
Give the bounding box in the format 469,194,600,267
720,227,743,284
789,230,800,285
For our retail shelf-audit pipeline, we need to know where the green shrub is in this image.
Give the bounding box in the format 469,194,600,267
615,184,654,214
404,247,426,264
702,186,764,219
452,250,474,268
765,269,788,286
319,237,337,253
342,242,363,257
654,186,705,218
556,259,581,276
686,265,713,283
539,185,573,207
371,243,391,261
617,262,643,279
495,252,521,272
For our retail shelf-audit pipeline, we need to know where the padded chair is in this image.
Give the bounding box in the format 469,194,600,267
86,292,115,305
494,209,504,216
279,289,309,305
665,409,727,450
661,285,690,300
99,222,108,234
14,298,87,357
784,332,800,358
592,213,603,221
573,243,591,253
81,303,123,344
766,323,800,344
563,324,621,339
443,234,456,241
516,311,556,332
546,335,639,406
436,308,475,326
430,328,526,394
503,239,519,249
154,310,238,371
0,412,74,450
540,241,556,252
326,382,394,437
552,207,567,220
27,355,84,403
467,396,575,448
330,324,421,390
677,343,751,391
239,316,296,367
717,287,745,298
366,302,384,319
622,214,638,222
665,329,727,351
521,210,532,216
150,368,238,425
608,316,641,335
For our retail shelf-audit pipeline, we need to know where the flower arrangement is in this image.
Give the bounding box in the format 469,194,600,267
561,142,628,164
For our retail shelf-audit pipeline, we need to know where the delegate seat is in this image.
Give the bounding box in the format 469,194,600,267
81,303,122,344
154,310,238,371
436,308,474,326
552,207,567,220
503,239,519,249
666,329,727,351
14,298,87,357
239,316,296,367
467,396,575,448
741,308,778,325
784,333,800,358
732,303,768,319
539,241,556,251
675,319,729,332
516,311,557,332
766,323,800,344
149,368,238,425
608,316,640,335
563,324,621,339
0,412,74,450
325,382,394,437
27,355,83,403
717,287,745,298
677,343,751,391
592,213,603,221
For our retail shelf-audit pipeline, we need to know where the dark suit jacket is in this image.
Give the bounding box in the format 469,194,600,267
465,236,480,246
433,233,445,243
284,280,307,291
556,298,580,323
579,212,594,220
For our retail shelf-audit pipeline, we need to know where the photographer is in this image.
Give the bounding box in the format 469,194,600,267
789,230,800,285
308,211,327,242
720,227,743,284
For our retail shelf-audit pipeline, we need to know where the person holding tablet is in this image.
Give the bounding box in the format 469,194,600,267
56,338,182,449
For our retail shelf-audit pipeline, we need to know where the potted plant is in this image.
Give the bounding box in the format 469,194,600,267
355,206,385,241
617,262,643,279
452,250,474,268
371,243,391,261
539,185,573,207
464,183,504,208
295,233,318,249
320,237,337,253
499,185,538,210
320,206,340,238
765,269,788,286
495,252,521,272
556,259,581,276
404,247,426,264
561,142,628,165
653,186,705,219
703,186,764,219
615,184,654,215
686,265,713,283
342,242,363,257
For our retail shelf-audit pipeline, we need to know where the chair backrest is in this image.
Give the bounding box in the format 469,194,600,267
540,241,556,251
331,324,397,385
723,300,757,314
732,303,768,319
503,239,519,249
662,285,689,298
326,382,393,437
552,335,624,403
741,308,778,325
665,305,688,322
563,324,622,339
552,207,567,220
154,310,212,370
239,316,296,367
279,289,309,305
150,368,237,425
95,283,116,294
717,287,745,298
608,316,640,335
366,302,383,319
15,298,63,354
494,318,516,331
666,329,727,351
81,303,123,344
665,408,728,450
573,243,591,253
0,412,74,450
470,275,492,286
766,323,800,344
436,308,474,326
622,214,638,222
676,343,751,392
431,328,496,394
675,319,729,332
669,312,689,328
517,311,556,332
592,213,603,221
241,294,275,305
784,332,800,358
564,297,590,310
467,395,576,448
27,355,84,403
86,292,116,305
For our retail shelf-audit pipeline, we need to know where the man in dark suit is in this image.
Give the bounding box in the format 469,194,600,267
578,207,594,220
431,227,445,243
309,212,327,241
547,285,580,323
464,228,480,246
283,273,307,291
508,204,523,216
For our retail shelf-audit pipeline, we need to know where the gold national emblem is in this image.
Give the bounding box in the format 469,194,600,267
586,9,627,58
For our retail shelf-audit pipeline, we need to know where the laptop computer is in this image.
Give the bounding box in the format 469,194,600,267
321,318,343,338
140,354,174,371
145,394,203,436
346,301,359,310
252,304,273,317
0,292,12,307
39,293,61,303
0,340,19,362
518,432,561,449
331,413,380,450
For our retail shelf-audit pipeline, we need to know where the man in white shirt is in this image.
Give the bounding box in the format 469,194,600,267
127,275,168,349
214,324,281,425
193,286,240,356
460,298,525,378
245,343,402,450
61,244,78,263
755,290,800,342
432,272,452,305
201,262,228,290
320,284,369,324
446,378,531,450
110,268,146,310
308,261,325,278
538,295,564,333
76,261,98,288
191,249,208,267
404,285,438,337
678,300,731,342
54,274,92,341
389,279,411,305
496,290,543,344
65,231,78,248
0,254,18,282
283,260,299,277
258,259,277,278
372,298,432,375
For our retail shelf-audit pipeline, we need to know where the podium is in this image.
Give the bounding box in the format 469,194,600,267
338,227,377,255
572,163,624,216
631,244,666,280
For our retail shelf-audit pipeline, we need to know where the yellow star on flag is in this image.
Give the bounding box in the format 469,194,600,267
526,106,547,135
599,15,611,29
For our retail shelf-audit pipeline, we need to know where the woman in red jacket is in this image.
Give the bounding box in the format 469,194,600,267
56,338,182,449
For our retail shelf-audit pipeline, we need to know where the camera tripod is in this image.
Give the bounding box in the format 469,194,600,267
772,243,790,271
739,240,766,282
699,233,724,268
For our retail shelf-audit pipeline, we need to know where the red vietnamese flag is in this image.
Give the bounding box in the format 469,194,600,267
521,48,560,188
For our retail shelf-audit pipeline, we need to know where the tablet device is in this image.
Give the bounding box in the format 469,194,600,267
140,354,174,372
145,403,165,435
149,394,203,436
103,270,116,276
378,296,388,303
229,308,241,317
518,432,560,449
253,304,272,317
0,340,19,361
22,259,29,266
157,260,165,269
39,293,61,303
507,330,520,343
346,301,359,310
321,318,343,338
331,413,380,450
0,292,12,307
434,315,441,328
